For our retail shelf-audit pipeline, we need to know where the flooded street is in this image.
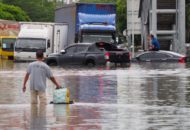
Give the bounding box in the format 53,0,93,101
1,60,190,130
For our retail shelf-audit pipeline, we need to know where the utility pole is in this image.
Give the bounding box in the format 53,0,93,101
131,0,135,58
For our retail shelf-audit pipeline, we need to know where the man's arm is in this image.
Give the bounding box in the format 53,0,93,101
23,73,29,92
50,76,61,89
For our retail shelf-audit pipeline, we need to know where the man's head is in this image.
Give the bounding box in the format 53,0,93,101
36,50,44,59
150,34,154,39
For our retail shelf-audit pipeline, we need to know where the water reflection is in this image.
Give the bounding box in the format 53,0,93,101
0,59,14,70
62,74,117,103
30,104,47,130
115,63,190,130
1,61,190,129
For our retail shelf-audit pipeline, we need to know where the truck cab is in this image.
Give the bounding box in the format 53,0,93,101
55,3,116,45
14,22,68,62
14,23,53,61
77,11,116,44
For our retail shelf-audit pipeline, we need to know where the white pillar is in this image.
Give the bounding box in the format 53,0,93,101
177,0,186,54
151,0,157,37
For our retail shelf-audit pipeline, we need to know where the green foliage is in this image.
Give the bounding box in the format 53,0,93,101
2,0,127,33
116,0,126,33
0,9,14,20
2,0,55,22
0,2,30,21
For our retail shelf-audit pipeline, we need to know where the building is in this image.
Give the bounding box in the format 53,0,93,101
139,0,186,54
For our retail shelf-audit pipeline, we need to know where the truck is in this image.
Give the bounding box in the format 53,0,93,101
14,22,68,61
0,19,20,60
55,3,116,44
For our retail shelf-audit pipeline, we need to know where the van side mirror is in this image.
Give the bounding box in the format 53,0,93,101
47,40,50,48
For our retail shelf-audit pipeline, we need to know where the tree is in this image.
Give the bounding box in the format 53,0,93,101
0,2,30,21
116,0,126,34
2,0,55,22
2,0,127,32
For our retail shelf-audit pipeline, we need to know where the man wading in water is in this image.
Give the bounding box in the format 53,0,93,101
23,50,61,104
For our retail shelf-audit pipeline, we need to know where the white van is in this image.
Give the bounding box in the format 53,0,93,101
14,22,68,61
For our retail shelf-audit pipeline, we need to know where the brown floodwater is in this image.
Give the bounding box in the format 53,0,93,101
1,59,190,130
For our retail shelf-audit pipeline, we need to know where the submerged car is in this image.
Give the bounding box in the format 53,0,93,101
133,50,186,63
45,42,130,66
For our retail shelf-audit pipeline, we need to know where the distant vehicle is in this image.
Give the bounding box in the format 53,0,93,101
14,22,68,61
55,3,117,44
0,19,20,60
45,42,130,66
133,50,186,63
0,36,16,60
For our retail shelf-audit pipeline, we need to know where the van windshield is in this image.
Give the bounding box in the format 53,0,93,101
15,38,46,52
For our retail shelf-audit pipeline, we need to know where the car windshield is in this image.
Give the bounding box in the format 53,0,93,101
15,38,46,52
2,38,16,51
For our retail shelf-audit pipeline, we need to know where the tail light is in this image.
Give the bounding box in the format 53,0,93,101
105,52,110,61
179,57,186,63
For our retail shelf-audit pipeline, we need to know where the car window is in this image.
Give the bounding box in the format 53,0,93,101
76,45,88,53
155,53,171,58
139,53,155,60
88,45,95,52
139,52,172,61
66,46,76,54
88,44,101,52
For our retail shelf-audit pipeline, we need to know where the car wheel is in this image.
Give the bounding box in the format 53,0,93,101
85,60,95,67
47,60,57,66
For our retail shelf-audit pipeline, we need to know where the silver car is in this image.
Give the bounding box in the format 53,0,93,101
134,50,186,63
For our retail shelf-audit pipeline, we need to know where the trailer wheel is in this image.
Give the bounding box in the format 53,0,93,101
47,60,57,66
85,59,95,67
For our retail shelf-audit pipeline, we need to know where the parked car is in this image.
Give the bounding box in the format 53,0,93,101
45,42,130,66
133,50,186,63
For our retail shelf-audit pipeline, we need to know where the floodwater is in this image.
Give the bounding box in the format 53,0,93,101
1,60,190,130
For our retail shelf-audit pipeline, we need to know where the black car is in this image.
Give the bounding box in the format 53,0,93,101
133,50,186,63
45,42,130,66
